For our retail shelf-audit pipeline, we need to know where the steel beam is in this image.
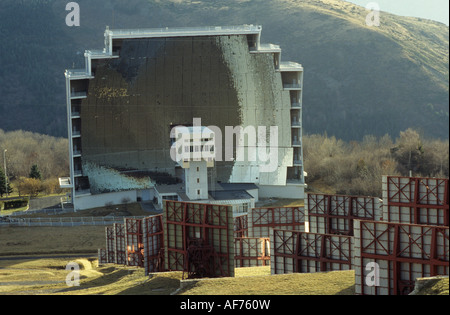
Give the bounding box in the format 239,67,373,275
306,193,381,235
163,200,234,279
143,215,165,275
384,176,449,226
354,219,449,295
234,237,270,267
271,229,352,274
125,218,144,267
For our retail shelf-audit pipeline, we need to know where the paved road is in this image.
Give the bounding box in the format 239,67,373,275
28,196,64,211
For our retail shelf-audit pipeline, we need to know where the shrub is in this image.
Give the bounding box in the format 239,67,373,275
16,177,43,197
1,197,29,210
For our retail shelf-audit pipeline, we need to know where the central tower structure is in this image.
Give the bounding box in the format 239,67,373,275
172,125,215,200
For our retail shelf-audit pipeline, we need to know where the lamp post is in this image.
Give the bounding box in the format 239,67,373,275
3,149,7,197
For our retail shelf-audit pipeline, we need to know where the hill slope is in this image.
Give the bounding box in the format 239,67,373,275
0,0,448,140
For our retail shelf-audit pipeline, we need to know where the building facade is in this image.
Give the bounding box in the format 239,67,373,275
63,25,305,210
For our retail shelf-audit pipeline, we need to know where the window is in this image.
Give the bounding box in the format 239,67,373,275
197,178,200,183
196,167,199,172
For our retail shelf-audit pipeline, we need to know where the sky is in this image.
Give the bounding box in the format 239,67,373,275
345,0,449,25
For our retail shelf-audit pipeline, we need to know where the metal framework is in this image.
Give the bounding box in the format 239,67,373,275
106,226,115,263
249,206,305,238
143,215,165,275
98,248,108,265
383,176,449,226
234,214,248,238
125,218,144,267
234,237,270,267
113,223,127,265
354,220,449,295
306,193,381,235
184,238,226,279
271,229,352,274
163,200,234,279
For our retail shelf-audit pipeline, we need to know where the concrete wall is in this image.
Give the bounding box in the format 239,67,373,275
185,161,209,200
74,190,137,211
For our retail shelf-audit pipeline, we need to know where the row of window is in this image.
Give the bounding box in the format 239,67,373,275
184,145,214,153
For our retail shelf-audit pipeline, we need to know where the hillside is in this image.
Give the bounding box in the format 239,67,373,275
0,0,448,140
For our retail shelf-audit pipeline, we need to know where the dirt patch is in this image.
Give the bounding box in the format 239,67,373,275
0,226,106,256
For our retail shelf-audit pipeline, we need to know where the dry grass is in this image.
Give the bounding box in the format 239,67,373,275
0,257,183,295
0,224,355,296
179,267,355,295
0,257,96,295
0,258,354,295
415,277,449,296
0,202,157,256
1,258,447,295
0,226,106,256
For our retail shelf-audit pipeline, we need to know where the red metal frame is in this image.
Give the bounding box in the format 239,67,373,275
271,229,352,274
184,238,225,279
234,214,248,238
356,220,449,295
251,206,305,237
98,248,107,265
164,200,234,279
385,176,449,226
125,218,144,267
234,237,270,267
106,226,115,263
114,223,127,265
307,193,378,235
143,215,165,275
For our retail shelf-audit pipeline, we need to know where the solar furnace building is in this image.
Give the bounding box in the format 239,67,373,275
63,25,305,210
